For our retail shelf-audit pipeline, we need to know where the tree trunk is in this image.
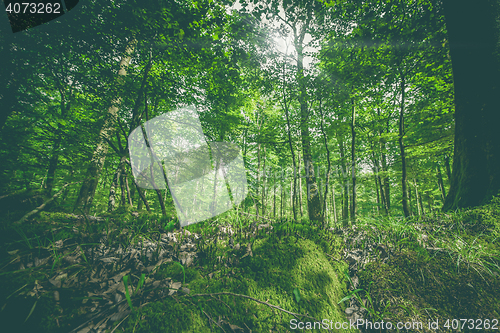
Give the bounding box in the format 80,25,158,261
372,148,388,214
338,133,350,225
297,149,303,217
295,29,322,222
419,187,425,215
373,168,380,215
262,147,266,215
44,139,61,196
442,0,500,210
381,149,390,211
331,184,337,223
399,74,410,217
280,171,284,220
283,75,298,221
73,39,136,214
350,98,357,223
319,98,331,226
444,154,452,186
156,189,167,216
256,141,261,217
414,178,421,216
136,184,150,212
437,164,446,202
273,175,276,218
377,108,391,212
119,155,133,208
108,165,120,212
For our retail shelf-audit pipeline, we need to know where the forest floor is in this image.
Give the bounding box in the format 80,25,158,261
0,196,499,332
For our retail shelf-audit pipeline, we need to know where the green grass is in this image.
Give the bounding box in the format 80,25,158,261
2,197,500,332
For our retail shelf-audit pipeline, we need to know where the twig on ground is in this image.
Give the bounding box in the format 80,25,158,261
14,182,81,225
324,253,343,262
186,292,332,333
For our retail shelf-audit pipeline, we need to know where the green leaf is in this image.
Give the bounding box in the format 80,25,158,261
123,275,134,311
338,289,364,304
24,299,37,322
293,288,301,303
134,273,146,296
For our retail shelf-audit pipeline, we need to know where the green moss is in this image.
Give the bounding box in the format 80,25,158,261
117,236,354,332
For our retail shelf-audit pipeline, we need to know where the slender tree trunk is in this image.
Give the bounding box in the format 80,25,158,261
331,184,337,223
443,0,500,210
280,171,284,220
437,164,446,202
419,186,425,216
108,165,120,212
256,141,261,217
295,29,321,222
381,150,390,211
121,156,133,207
119,163,126,207
262,147,266,215
282,71,298,221
338,133,350,225
408,181,413,215
399,74,410,217
377,108,391,211
155,189,167,216
45,138,61,196
373,168,380,215
414,178,421,216
273,176,276,218
444,154,452,186
73,39,136,214
319,99,331,226
297,149,303,217
350,98,357,222
372,148,388,214
45,87,71,196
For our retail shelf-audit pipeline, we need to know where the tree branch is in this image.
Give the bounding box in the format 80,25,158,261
13,182,81,225
187,292,331,332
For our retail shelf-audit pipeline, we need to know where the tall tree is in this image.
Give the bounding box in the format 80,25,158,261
73,38,137,214
442,0,500,210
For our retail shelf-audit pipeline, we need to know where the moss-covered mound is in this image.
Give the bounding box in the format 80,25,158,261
118,236,355,333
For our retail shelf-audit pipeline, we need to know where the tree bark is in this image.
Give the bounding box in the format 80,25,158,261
256,141,261,217
331,184,337,223
337,132,349,225
273,174,276,218
350,98,357,223
444,154,452,186
282,71,298,221
297,149,304,217
294,24,322,222
108,165,120,212
319,98,332,226
414,178,421,216
437,164,446,202
373,167,380,215
443,0,500,210
73,39,136,214
44,139,61,196
262,146,266,216
399,74,410,217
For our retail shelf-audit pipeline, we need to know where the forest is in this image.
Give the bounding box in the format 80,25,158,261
0,0,499,332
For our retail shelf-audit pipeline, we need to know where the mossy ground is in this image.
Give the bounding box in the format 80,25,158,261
116,235,354,333
350,198,500,332
1,197,499,332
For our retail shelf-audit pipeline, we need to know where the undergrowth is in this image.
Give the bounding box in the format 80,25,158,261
0,197,499,332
